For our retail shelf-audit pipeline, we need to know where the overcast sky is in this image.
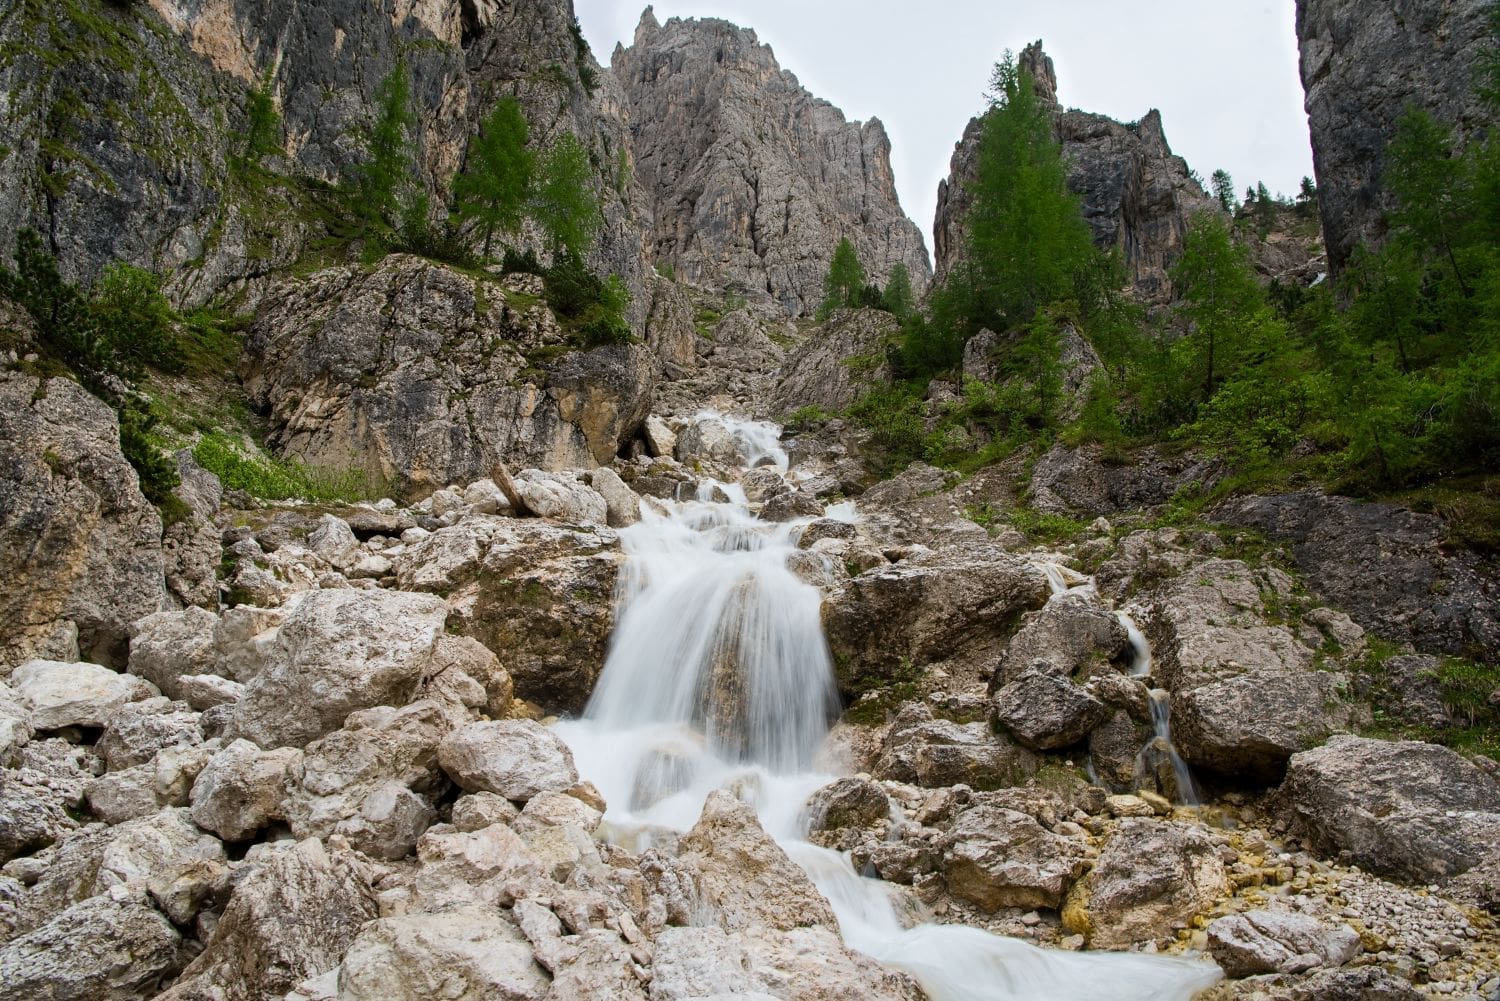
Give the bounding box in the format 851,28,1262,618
573,1,1313,260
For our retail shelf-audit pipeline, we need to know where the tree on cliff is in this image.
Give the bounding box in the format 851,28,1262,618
355,60,417,240
452,98,534,259
1211,170,1238,213
816,238,866,319
531,133,600,260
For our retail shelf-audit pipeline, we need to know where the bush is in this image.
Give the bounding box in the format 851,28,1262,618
542,253,633,346
118,401,181,507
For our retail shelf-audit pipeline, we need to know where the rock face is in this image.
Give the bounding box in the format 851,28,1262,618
1219,492,1500,664
0,0,649,307
614,10,931,316
1295,0,1493,273
1277,735,1500,883
242,257,657,496
0,373,166,669
935,42,1219,302
768,308,899,416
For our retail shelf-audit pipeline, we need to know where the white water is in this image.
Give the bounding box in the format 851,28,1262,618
557,424,1221,1000
1135,689,1202,808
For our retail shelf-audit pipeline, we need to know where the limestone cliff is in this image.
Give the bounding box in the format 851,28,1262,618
1296,0,1492,273
0,0,649,305
612,9,932,317
934,42,1219,303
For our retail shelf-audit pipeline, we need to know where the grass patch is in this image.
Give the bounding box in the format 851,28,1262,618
193,433,385,503
1008,507,1087,545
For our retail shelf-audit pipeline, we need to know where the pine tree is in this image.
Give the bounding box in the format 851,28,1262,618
1171,212,1273,401
1211,169,1238,213
531,132,599,259
356,60,417,239
966,52,1099,330
452,98,534,259
880,262,915,320
817,238,866,319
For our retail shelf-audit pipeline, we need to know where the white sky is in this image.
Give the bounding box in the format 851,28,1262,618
573,1,1314,261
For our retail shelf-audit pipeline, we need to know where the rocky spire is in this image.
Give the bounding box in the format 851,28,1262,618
612,14,931,317
933,40,1218,303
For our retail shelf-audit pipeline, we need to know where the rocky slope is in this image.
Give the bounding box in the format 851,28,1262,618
0,0,649,306
613,9,932,316
934,42,1221,303
1296,0,1493,273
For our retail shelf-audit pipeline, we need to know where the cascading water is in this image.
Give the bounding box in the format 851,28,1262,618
556,420,1221,1000
1135,690,1201,808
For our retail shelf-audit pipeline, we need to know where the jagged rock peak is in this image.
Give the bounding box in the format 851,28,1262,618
934,40,1217,302
613,11,932,317
1296,0,1492,273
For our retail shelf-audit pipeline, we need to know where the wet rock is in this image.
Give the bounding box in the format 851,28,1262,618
943,805,1088,910
438,720,579,803
0,892,183,1001
1277,735,1500,882
157,838,376,1001
1064,818,1227,949
339,907,548,1001
126,608,220,701
0,373,166,670
227,589,447,749
874,704,1039,788
992,669,1111,750
189,739,300,842
677,790,837,932
993,591,1131,685
1208,909,1361,977
804,778,890,833
761,490,824,522
823,547,1050,697
12,660,155,731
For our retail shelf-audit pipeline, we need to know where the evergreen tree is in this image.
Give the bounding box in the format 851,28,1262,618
356,60,417,239
965,52,1099,331
1385,106,1475,296
1211,169,1238,213
452,98,534,259
531,132,599,259
817,237,866,319
1171,212,1273,401
880,262,915,320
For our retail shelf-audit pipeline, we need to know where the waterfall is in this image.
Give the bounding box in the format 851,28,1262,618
556,421,1221,1001
1135,690,1201,808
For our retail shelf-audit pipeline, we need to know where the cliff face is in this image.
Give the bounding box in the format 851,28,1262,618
612,9,932,317
1296,0,1492,273
934,43,1219,303
0,0,649,305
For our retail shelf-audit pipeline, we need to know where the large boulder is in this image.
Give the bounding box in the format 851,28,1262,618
437,720,579,803
942,805,1088,910
126,608,219,701
338,908,548,1001
0,373,166,670
823,547,1050,699
447,521,622,714
991,669,1112,751
12,660,155,731
676,790,837,932
1207,909,1361,978
992,591,1130,685
0,892,183,1001
226,589,447,749
1064,818,1228,949
189,739,301,842
156,838,376,1001
1276,735,1500,883
241,256,656,497
874,704,1039,789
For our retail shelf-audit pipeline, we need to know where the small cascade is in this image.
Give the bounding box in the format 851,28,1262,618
558,418,1221,1001
1117,610,1152,678
1135,689,1201,808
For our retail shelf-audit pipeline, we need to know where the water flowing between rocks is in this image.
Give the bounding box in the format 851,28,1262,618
557,416,1222,1001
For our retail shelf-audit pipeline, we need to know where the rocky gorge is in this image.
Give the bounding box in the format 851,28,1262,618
2,2,1499,1001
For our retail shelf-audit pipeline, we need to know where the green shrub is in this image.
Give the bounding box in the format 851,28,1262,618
192,433,383,503
542,253,633,347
